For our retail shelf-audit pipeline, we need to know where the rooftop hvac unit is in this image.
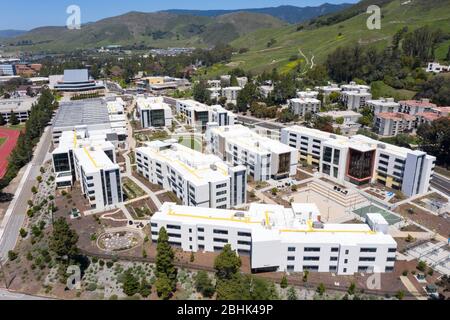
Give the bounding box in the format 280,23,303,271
234,212,245,218
330,134,336,139
210,164,217,171
377,143,386,149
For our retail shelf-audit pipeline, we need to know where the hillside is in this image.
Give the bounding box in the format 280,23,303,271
0,29,27,39
163,3,353,24
1,11,285,51
203,0,450,76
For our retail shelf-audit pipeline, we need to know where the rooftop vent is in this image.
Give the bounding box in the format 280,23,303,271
234,212,245,218
210,164,217,171
312,221,324,229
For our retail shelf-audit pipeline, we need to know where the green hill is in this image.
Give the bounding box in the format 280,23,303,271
2,11,286,51
204,0,450,76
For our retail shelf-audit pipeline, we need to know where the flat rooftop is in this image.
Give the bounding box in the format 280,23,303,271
73,146,118,173
53,99,111,129
211,125,296,155
317,110,362,118
154,202,396,245
137,141,240,185
0,97,37,112
136,96,171,110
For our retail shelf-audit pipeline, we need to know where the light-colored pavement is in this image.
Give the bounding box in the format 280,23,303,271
0,288,50,300
0,127,52,261
399,276,428,300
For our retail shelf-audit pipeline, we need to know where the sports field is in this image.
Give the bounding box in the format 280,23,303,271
0,127,21,179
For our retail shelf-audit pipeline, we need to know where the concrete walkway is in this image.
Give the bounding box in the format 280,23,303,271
400,276,428,300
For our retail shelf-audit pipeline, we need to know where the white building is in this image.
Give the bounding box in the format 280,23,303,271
281,126,435,196
297,89,319,99
426,62,450,73
316,110,362,124
0,97,37,123
288,98,321,117
209,105,236,126
136,140,247,209
341,89,372,110
340,81,371,93
176,99,210,131
136,96,173,128
366,98,400,115
315,83,341,95
237,77,248,88
51,130,123,210
206,124,298,181
398,99,437,115
221,87,242,104
374,112,415,137
207,80,221,89
150,202,397,275
258,85,274,98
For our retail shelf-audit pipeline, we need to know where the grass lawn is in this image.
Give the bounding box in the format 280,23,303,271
122,177,146,200
0,136,6,147
1,123,26,131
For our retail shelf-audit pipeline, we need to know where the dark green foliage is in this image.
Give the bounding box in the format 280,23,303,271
155,273,173,300
49,217,79,259
280,275,288,289
214,244,242,280
122,269,140,296
193,80,211,104
316,283,326,296
8,250,18,261
417,118,450,168
287,286,298,300
139,278,152,298
155,227,177,294
216,274,279,300
313,116,334,133
8,111,19,125
0,113,6,126
236,82,258,113
194,271,215,298
414,75,450,106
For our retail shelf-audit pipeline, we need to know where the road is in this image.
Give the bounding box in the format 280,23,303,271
0,127,52,261
0,288,50,300
430,174,450,196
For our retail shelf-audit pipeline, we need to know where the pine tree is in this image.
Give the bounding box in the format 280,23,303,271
280,274,288,289
8,111,19,125
155,227,177,287
287,286,298,300
49,217,79,259
155,273,173,300
122,269,139,296
0,113,6,126
214,244,241,280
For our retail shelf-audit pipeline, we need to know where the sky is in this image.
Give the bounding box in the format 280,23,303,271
1,0,358,30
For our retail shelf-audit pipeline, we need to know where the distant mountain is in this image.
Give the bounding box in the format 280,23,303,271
0,29,27,38
162,3,353,24
2,11,286,51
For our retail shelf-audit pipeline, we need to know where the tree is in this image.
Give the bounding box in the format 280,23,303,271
348,282,356,295
155,273,173,300
214,244,241,280
417,118,450,168
193,80,211,104
313,116,334,133
395,290,405,300
139,277,152,298
122,269,139,296
49,217,79,259
304,111,313,122
303,270,309,282
272,75,296,104
155,227,177,288
335,117,344,125
0,113,6,126
236,82,258,113
195,271,215,298
8,111,19,125
280,275,288,289
287,286,298,300
316,283,326,296
8,250,18,261
230,75,239,87
417,260,427,272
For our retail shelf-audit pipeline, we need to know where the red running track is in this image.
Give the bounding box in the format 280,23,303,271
0,128,21,179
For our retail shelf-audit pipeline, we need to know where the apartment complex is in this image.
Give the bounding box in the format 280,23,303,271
288,98,321,117
398,99,437,115
209,105,236,126
136,140,247,209
366,98,400,115
176,99,210,131
374,112,415,136
281,126,435,196
52,130,123,210
221,87,242,104
151,202,397,275
206,124,298,181
136,96,173,128
297,89,319,99
341,89,372,110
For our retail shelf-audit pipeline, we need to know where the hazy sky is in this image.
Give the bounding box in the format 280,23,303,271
1,0,358,30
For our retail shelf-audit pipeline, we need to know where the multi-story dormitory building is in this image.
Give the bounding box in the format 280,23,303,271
281,126,435,197
150,202,397,275
51,130,123,210
135,140,247,209
175,99,236,131
206,124,298,182
136,96,173,129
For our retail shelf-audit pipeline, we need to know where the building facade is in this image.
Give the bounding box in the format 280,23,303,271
288,98,321,117
281,126,435,196
150,202,397,275
136,96,173,128
206,124,298,181
373,112,416,136
136,140,247,209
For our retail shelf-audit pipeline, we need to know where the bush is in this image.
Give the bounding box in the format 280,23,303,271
8,250,18,261
99,260,105,267
106,261,114,268
402,270,408,276
395,290,405,300
194,271,215,298
19,228,28,238
417,260,427,272
280,275,288,289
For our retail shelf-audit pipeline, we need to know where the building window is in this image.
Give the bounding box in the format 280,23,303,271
238,232,251,237
288,247,296,252
344,259,348,264
304,256,320,261
167,224,181,230
330,257,338,261
360,248,377,253
303,266,319,271
385,267,394,272
287,256,295,261
238,240,251,246
198,236,204,241
331,247,339,252
198,228,205,232
213,229,228,235
359,257,376,262
304,247,320,252
345,250,349,255
213,238,228,243
287,265,295,271
387,257,396,262
329,266,337,272
388,248,396,253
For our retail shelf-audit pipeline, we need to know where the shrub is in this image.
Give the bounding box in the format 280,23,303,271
8,250,18,261
106,261,114,268
19,228,28,238
280,275,288,289
417,260,427,272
